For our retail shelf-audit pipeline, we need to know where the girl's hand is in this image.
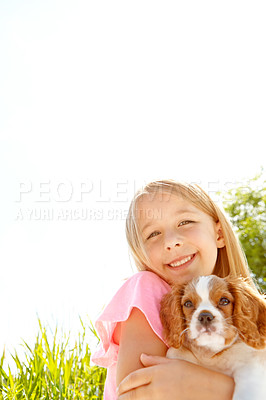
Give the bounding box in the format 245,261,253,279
117,354,234,400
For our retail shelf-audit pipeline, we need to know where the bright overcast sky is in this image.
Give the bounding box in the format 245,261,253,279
0,0,265,361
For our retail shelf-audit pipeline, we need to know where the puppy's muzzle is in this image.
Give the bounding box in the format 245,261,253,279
198,311,215,327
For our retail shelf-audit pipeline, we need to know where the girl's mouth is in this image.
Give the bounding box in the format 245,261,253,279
167,253,196,268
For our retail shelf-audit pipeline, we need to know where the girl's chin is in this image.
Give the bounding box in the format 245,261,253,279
167,274,194,286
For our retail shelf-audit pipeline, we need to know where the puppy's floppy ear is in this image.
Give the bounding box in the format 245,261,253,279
226,276,266,349
160,284,186,348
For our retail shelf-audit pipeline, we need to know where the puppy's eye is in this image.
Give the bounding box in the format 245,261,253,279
219,297,230,306
184,300,194,308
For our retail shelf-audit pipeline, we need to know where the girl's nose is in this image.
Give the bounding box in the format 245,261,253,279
165,233,183,250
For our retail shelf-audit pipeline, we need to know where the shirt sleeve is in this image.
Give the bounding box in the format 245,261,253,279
91,271,171,368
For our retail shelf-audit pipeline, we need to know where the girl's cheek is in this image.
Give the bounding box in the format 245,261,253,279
184,227,198,240
145,241,156,254
145,241,153,251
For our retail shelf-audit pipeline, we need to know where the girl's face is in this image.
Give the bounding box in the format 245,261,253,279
137,192,225,285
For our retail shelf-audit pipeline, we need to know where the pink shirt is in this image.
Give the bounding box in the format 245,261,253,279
92,271,171,400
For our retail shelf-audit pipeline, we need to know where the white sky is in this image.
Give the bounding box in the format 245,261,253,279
0,0,265,363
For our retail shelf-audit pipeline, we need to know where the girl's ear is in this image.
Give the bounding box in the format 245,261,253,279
215,221,225,248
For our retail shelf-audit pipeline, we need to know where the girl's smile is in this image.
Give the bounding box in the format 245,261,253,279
167,252,196,268
137,192,225,285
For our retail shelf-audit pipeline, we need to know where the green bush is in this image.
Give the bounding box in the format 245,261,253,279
222,170,266,292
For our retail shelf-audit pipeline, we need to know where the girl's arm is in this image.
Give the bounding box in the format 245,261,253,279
116,311,235,400
117,355,235,400
115,307,168,385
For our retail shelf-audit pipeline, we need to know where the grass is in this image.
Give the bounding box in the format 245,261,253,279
0,319,106,399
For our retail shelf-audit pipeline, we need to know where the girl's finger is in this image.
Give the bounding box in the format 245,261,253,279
140,353,171,367
117,367,154,396
117,384,152,400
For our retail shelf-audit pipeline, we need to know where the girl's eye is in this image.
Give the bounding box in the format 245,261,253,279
183,300,194,308
179,220,193,227
147,231,160,240
219,297,230,306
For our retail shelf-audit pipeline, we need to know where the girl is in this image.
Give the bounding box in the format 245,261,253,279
92,180,257,400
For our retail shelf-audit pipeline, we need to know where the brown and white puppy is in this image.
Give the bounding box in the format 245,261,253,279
160,275,266,400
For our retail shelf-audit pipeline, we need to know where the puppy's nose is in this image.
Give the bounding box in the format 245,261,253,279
198,311,214,325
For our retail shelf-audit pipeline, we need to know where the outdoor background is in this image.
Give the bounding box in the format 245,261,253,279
0,0,265,378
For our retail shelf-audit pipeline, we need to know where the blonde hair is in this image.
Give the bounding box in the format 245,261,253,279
126,179,255,285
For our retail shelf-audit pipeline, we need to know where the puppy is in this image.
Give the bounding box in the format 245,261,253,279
160,275,266,400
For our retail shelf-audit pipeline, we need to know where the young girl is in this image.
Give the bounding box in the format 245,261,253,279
92,180,257,400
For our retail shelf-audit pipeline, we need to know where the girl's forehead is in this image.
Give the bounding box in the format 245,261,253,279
136,192,201,222
136,192,196,211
